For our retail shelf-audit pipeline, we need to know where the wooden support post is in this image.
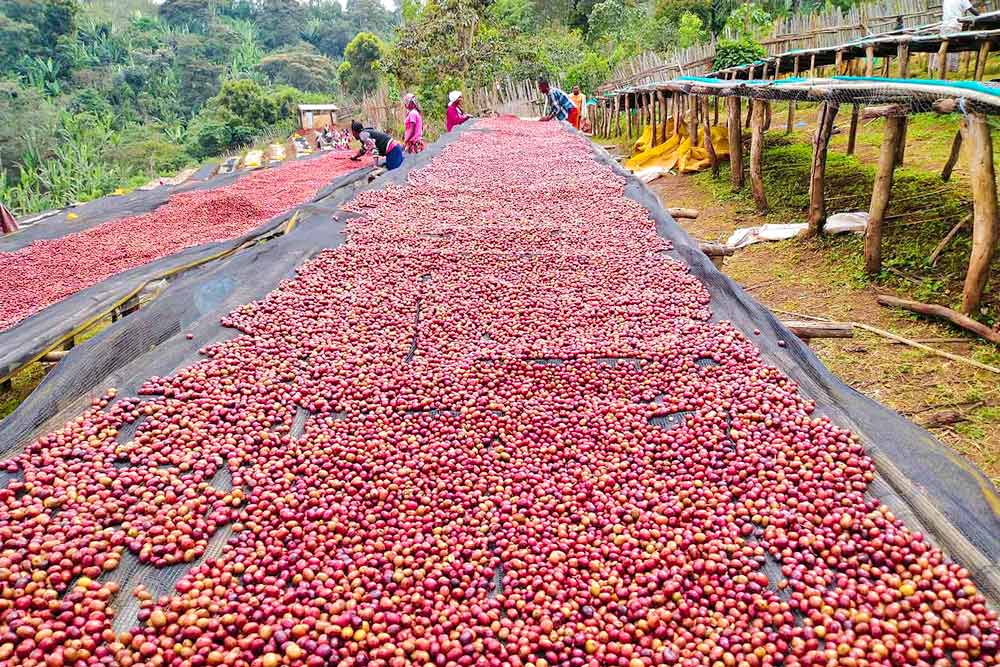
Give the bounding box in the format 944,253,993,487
847,104,860,155
975,41,991,80
961,112,999,314
673,93,681,137
865,46,875,76
938,40,949,80
728,96,744,191
750,99,768,213
942,129,963,181
835,49,844,74
763,101,772,132
896,42,910,166
703,97,719,178
787,56,799,133
688,94,698,147
713,96,719,126
865,114,906,274
661,91,670,141
627,93,634,140
809,54,816,78
806,102,840,236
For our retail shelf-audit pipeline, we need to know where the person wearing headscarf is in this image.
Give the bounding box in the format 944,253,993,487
350,120,405,171
403,93,425,154
446,91,471,132
0,202,18,235
537,78,577,125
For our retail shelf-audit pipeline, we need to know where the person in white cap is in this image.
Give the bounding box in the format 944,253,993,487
446,90,471,132
403,93,425,153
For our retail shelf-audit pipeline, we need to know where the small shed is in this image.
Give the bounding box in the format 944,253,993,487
297,103,339,130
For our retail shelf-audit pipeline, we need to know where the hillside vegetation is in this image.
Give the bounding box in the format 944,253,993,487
1,0,865,215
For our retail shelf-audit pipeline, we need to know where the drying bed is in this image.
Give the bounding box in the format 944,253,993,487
0,119,997,667
0,155,373,384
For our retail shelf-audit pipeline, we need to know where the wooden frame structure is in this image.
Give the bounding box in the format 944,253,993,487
593,72,1000,315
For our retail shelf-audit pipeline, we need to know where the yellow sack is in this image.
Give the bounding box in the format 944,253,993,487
632,126,653,154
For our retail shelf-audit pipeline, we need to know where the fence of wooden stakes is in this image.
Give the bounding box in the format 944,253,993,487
586,3,1000,322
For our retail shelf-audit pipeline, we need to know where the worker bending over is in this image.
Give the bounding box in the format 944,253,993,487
350,121,405,171
537,78,577,125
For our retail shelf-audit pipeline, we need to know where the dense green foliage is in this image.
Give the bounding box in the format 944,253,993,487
0,0,398,214
1,0,868,215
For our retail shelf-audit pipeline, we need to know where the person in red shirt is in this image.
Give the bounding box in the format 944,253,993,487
446,91,471,132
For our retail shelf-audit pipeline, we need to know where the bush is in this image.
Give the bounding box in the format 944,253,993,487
564,53,610,95
111,128,192,175
186,115,234,158
713,37,767,70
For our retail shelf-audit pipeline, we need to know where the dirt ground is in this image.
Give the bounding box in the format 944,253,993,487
649,172,1000,486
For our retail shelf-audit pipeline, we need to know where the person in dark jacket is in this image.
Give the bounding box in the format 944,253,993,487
350,121,405,171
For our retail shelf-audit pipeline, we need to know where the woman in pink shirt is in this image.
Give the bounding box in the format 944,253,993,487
403,93,425,153
446,90,471,132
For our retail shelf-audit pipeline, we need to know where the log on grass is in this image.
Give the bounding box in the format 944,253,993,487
876,295,1000,345
780,320,854,339
669,207,700,219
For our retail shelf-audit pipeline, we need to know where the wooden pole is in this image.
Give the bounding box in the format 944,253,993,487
896,42,910,165
847,104,860,155
673,93,681,137
937,40,949,80
661,91,670,141
713,96,719,126
835,49,844,74
974,41,991,80
961,112,999,315
728,96,744,191
688,94,698,147
627,93,634,140
703,97,719,178
787,56,799,134
942,129,962,181
865,114,905,274
750,99,768,213
865,45,875,76
806,102,839,236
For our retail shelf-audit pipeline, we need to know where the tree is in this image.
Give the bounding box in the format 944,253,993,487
340,32,385,96
159,0,213,32
490,0,537,33
0,0,79,69
564,52,610,94
259,48,339,92
0,80,58,177
212,78,280,129
677,11,708,48
251,0,306,50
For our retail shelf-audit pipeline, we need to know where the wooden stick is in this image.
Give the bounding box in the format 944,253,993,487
770,308,1000,373
728,96,745,191
928,215,969,265
713,96,719,126
750,99,768,213
806,102,839,236
865,46,875,76
688,94,698,147
941,127,963,182
627,93,634,140
852,323,1000,373
866,115,905,274
787,56,799,134
937,40,949,80
847,104,860,155
961,112,1000,315
975,41,991,80
703,98,719,178
876,295,1000,344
